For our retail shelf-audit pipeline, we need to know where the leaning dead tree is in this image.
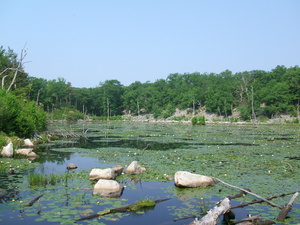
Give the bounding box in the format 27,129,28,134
188,177,298,225
189,198,230,225
0,46,28,91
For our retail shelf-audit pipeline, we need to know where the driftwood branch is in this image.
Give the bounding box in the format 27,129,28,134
231,214,262,224
231,191,299,209
214,178,283,209
76,198,170,222
277,192,299,222
24,194,44,206
188,198,231,225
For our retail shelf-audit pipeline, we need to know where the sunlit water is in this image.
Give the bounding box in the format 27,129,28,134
0,122,299,224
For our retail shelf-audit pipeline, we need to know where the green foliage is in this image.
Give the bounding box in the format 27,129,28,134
28,173,67,186
2,46,300,122
0,132,7,148
65,110,84,122
47,107,84,122
192,116,205,125
191,117,198,125
129,199,156,211
0,89,46,137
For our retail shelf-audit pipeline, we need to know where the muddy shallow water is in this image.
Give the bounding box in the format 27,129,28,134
0,122,299,224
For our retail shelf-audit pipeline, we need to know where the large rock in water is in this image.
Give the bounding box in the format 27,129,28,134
111,165,123,176
15,148,38,157
174,171,217,188
24,139,34,147
124,161,146,175
89,168,116,180
1,142,13,158
93,179,124,198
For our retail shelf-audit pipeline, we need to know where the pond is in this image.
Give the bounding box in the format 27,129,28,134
0,122,299,224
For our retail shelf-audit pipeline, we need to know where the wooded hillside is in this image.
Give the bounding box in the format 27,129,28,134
1,46,300,125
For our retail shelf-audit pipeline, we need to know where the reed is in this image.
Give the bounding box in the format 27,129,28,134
28,173,66,186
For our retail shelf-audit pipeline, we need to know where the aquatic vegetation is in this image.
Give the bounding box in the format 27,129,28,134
0,122,299,224
28,173,70,186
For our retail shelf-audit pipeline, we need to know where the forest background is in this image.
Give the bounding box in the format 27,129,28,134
0,46,299,138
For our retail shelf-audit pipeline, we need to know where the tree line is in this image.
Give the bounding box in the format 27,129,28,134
28,65,299,121
1,46,299,136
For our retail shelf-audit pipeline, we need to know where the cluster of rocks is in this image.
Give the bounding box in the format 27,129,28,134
83,161,216,198
1,139,38,158
66,158,218,198
88,161,146,198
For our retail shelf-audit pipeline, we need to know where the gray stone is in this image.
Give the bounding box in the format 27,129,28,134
1,142,13,158
124,161,146,175
15,148,38,157
111,165,123,176
174,171,217,187
89,168,116,180
67,163,78,170
24,139,34,147
93,179,124,198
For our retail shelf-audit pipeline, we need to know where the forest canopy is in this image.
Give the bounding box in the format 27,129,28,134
1,45,299,136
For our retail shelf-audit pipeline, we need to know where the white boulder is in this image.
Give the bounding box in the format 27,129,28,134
1,142,13,158
174,171,217,188
111,165,123,176
15,148,33,155
89,168,116,180
93,179,124,198
124,161,146,175
15,148,38,158
24,139,34,147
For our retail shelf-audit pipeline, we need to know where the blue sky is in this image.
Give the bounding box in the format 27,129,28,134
2,1,299,88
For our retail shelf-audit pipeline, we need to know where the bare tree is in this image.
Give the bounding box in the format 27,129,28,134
0,45,28,92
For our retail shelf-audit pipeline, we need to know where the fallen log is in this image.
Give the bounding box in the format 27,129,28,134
277,192,299,222
231,214,275,225
228,190,251,200
214,178,283,209
231,191,299,209
24,194,44,206
76,198,170,221
188,198,230,225
231,214,262,224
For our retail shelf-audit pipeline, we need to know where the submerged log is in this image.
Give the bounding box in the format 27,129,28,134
76,198,170,221
214,178,283,209
25,194,44,206
188,198,230,225
277,192,299,222
231,214,275,225
231,191,299,209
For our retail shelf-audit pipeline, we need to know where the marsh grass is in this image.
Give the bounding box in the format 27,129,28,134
2,122,299,224
28,173,68,186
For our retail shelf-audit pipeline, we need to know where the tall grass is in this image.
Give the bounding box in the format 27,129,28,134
28,173,68,186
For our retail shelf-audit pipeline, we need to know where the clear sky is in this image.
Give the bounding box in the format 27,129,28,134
2,1,299,88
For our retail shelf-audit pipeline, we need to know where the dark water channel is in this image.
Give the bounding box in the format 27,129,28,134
0,122,299,224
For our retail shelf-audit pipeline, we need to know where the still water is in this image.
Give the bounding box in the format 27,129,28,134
0,122,299,224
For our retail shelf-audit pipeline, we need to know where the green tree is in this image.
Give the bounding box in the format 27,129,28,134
99,80,123,117
0,89,46,137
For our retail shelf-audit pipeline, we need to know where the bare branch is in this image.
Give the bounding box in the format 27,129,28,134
6,45,28,92
214,178,283,209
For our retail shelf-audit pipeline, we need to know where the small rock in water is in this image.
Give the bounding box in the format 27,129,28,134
24,139,34,147
124,161,146,175
67,163,78,170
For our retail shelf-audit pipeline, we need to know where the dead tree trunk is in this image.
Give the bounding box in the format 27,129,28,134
6,46,28,92
214,178,282,209
277,192,299,222
188,198,230,225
